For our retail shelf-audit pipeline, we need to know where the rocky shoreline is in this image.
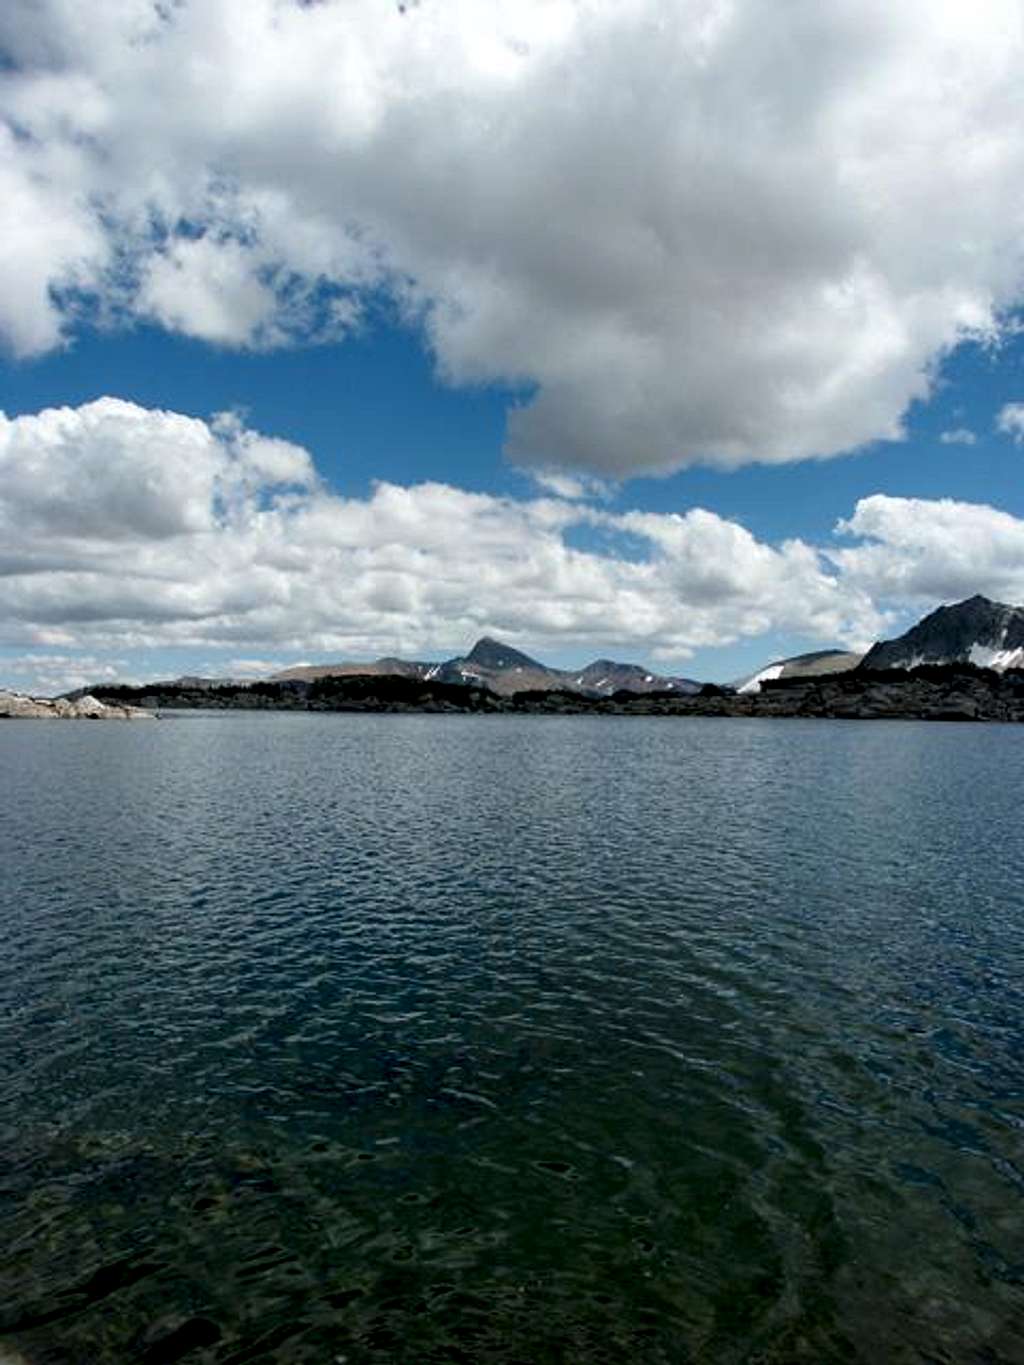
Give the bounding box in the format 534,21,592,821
81,662,1024,722
0,690,154,720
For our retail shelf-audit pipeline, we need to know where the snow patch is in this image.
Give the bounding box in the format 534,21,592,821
737,664,784,694
969,643,1024,671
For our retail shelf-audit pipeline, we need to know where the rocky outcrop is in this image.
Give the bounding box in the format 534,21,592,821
0,690,154,720
687,665,1024,722
85,676,504,714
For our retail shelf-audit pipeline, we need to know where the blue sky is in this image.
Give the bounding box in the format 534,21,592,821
5,319,1024,541
2,1,1024,695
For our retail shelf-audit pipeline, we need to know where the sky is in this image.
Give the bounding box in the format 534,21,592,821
1,0,1024,695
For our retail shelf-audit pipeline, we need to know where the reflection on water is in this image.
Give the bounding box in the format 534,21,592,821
1,714,1023,1362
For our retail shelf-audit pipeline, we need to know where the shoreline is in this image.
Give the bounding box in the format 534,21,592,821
74,662,1024,724
0,690,154,721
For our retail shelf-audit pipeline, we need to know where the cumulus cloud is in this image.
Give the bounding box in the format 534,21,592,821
1,1,1023,473
832,494,1024,604
996,403,1024,443
137,237,281,348
0,398,314,554
0,398,885,675
6,398,1024,687
939,428,977,446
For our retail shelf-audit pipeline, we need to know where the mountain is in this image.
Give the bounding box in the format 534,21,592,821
429,636,564,694
733,594,1024,693
272,636,701,698
735,648,863,694
462,637,541,672
272,656,431,684
860,595,1024,672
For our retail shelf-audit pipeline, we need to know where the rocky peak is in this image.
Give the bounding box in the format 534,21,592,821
861,594,1024,671
463,637,544,672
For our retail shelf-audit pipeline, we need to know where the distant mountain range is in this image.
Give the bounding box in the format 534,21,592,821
271,635,702,698
60,595,1024,723
71,594,1024,705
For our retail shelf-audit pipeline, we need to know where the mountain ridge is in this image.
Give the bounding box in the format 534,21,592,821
59,595,1024,703
271,636,702,698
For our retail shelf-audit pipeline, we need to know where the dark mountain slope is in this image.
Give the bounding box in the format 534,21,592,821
861,595,1024,672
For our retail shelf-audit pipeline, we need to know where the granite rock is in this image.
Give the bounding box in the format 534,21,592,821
0,690,154,720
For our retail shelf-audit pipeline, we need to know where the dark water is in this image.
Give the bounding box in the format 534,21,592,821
1,714,1023,1364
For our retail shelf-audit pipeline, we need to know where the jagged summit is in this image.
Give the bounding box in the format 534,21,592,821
861,594,1024,672
463,637,543,671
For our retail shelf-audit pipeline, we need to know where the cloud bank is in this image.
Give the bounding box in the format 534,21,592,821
0,397,879,664
2,0,1023,474
6,398,1024,695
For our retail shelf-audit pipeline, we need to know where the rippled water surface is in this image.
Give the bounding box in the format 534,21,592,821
2,714,1024,1363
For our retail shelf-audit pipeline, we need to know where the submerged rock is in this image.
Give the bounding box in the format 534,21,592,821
0,690,154,720
0,1346,33,1365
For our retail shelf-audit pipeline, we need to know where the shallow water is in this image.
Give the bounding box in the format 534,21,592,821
1,713,1023,1362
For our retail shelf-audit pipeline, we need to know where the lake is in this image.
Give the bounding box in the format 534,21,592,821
1,714,1023,1363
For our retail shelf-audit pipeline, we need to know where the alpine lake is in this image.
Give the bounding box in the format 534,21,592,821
1,713,1023,1363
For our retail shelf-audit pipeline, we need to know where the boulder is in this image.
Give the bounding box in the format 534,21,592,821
0,689,154,720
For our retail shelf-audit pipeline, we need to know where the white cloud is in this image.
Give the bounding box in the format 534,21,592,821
0,123,109,355
6,399,1024,686
0,398,314,554
223,658,293,678
1,1,1023,473
1,652,124,697
832,494,1024,604
138,237,280,348
996,403,1024,443
0,398,884,674
530,471,610,501
939,427,977,446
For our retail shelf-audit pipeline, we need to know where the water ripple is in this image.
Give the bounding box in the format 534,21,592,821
1,715,1023,1361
